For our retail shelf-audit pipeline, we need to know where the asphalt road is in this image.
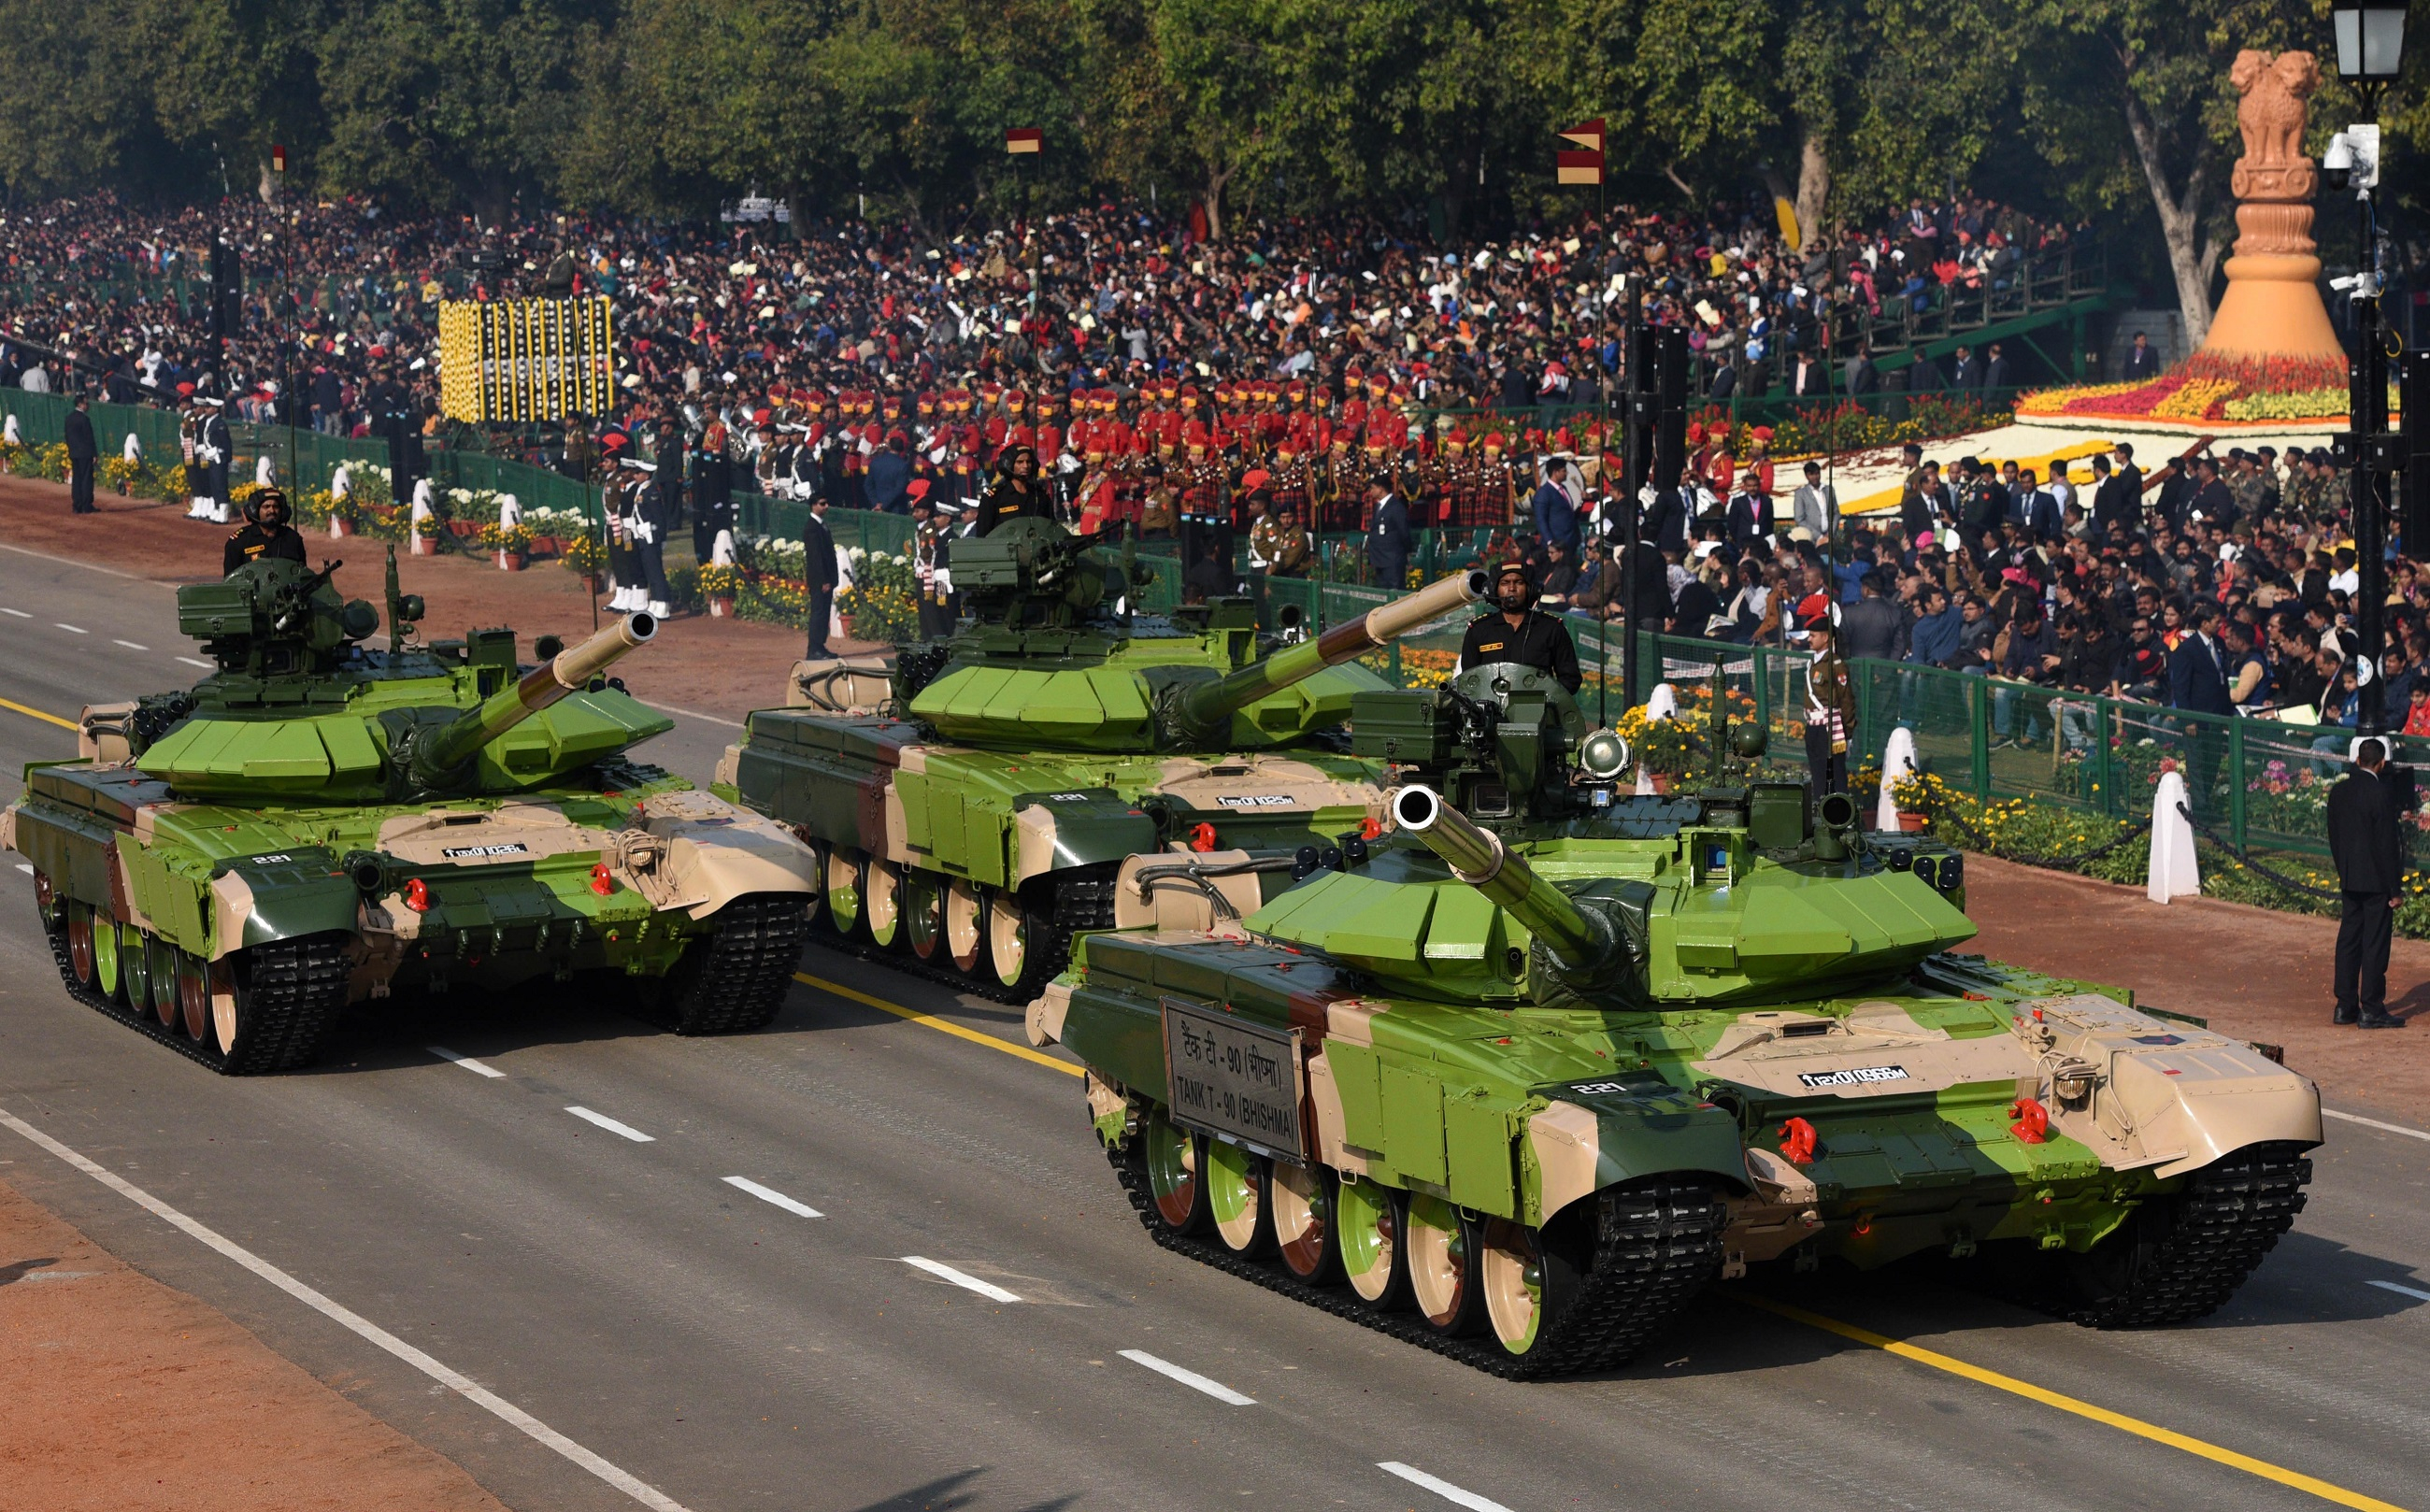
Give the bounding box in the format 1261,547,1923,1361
3,543,2428,1512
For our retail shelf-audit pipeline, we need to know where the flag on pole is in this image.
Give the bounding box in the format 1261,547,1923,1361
1555,118,1604,185
1005,128,1043,155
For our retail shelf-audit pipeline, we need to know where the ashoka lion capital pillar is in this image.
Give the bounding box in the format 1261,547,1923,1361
2198,49,2346,361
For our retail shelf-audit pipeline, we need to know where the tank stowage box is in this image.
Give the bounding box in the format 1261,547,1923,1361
4,551,817,1073
1030,664,2321,1376
721,518,1490,999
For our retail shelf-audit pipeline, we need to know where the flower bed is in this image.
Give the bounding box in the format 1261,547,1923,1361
2021,351,2381,425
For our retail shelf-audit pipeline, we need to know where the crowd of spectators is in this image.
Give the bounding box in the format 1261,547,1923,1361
0,187,2088,478
1603,434,2422,761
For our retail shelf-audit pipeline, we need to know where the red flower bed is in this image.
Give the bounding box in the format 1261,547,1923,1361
2179,350,2347,393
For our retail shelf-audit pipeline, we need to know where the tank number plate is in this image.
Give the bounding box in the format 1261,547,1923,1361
1161,998,1307,1161
1213,794,1296,808
441,843,532,859
1796,1064,1909,1089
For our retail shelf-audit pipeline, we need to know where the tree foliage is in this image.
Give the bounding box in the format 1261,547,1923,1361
3,0,2422,338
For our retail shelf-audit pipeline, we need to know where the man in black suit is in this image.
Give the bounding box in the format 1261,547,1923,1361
1951,345,1982,390
1908,348,1945,391
2123,331,2161,381
1845,351,1878,395
802,495,839,659
64,392,97,514
1365,471,1409,589
2328,737,2408,1027
2168,604,2234,812
2089,453,2136,535
1982,342,2011,391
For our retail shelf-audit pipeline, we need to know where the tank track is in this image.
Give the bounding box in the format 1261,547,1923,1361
659,893,814,1035
1102,1134,1724,1380
46,918,350,1075
2046,1142,2313,1328
812,865,1118,1006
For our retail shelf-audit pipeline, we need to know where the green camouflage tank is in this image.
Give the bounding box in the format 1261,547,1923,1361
1029,663,2322,1376
721,518,1486,999
4,550,817,1073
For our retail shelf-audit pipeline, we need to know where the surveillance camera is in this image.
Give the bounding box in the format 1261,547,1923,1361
2323,132,2355,192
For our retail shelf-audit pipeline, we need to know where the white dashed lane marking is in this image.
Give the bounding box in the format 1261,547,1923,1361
899,1256,1021,1303
1377,1462,1518,1512
427,1046,507,1078
565,1106,653,1142
53,623,86,634
12,863,30,876
0,607,27,618
112,638,148,650
722,1176,823,1219
177,656,213,669
0,1105,693,1512
2325,1107,2430,1142
2368,1279,2430,1303
1118,1348,1256,1405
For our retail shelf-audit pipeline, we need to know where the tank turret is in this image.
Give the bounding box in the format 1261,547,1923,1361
1154,569,1488,747
1385,782,1619,987
405,613,656,792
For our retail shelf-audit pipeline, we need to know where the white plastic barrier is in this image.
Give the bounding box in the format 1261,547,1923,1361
1877,726,1919,833
2147,769,2201,903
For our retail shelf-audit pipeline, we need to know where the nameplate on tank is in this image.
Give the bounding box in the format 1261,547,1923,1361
1161,997,1308,1163
441,842,532,860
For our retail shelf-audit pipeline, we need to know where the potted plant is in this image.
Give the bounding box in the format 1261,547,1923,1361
561,534,607,593
481,521,534,571
410,513,443,556
1889,769,1942,832
698,563,742,618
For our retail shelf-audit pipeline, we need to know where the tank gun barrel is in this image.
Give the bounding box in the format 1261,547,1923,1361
1168,569,1488,743
410,612,656,789
1390,783,1608,972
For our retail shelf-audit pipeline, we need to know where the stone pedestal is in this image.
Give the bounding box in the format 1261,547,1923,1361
2204,194,2343,360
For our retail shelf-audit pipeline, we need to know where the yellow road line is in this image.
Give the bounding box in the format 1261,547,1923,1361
0,694,78,732
797,963,2401,1508
1741,1294,2411,1512
792,970,1083,1078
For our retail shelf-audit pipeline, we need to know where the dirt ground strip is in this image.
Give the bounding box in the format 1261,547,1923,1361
0,472,880,723
1965,854,2427,1119
0,1172,508,1512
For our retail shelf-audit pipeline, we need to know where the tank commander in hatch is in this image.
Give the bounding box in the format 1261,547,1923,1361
1457,558,1581,693
224,487,309,576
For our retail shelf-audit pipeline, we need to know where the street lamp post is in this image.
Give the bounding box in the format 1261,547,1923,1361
2329,1,2409,736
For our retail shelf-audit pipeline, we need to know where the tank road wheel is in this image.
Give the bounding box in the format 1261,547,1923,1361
944,880,984,976
64,902,96,987
1407,1194,1484,1336
120,929,152,1014
93,914,123,1004
210,935,353,1075
1479,1217,1594,1362
651,893,814,1037
147,934,181,1027
904,872,947,961
176,951,211,1042
2050,1143,2313,1328
983,885,1060,999
865,858,905,950
1142,1109,1212,1236
1272,1162,1342,1284
821,848,865,938
1337,1176,1412,1310
1205,1140,1277,1258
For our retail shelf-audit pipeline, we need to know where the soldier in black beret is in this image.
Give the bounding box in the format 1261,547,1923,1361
1457,558,1581,692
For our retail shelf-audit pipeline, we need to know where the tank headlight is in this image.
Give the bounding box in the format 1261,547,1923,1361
1579,729,1630,781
